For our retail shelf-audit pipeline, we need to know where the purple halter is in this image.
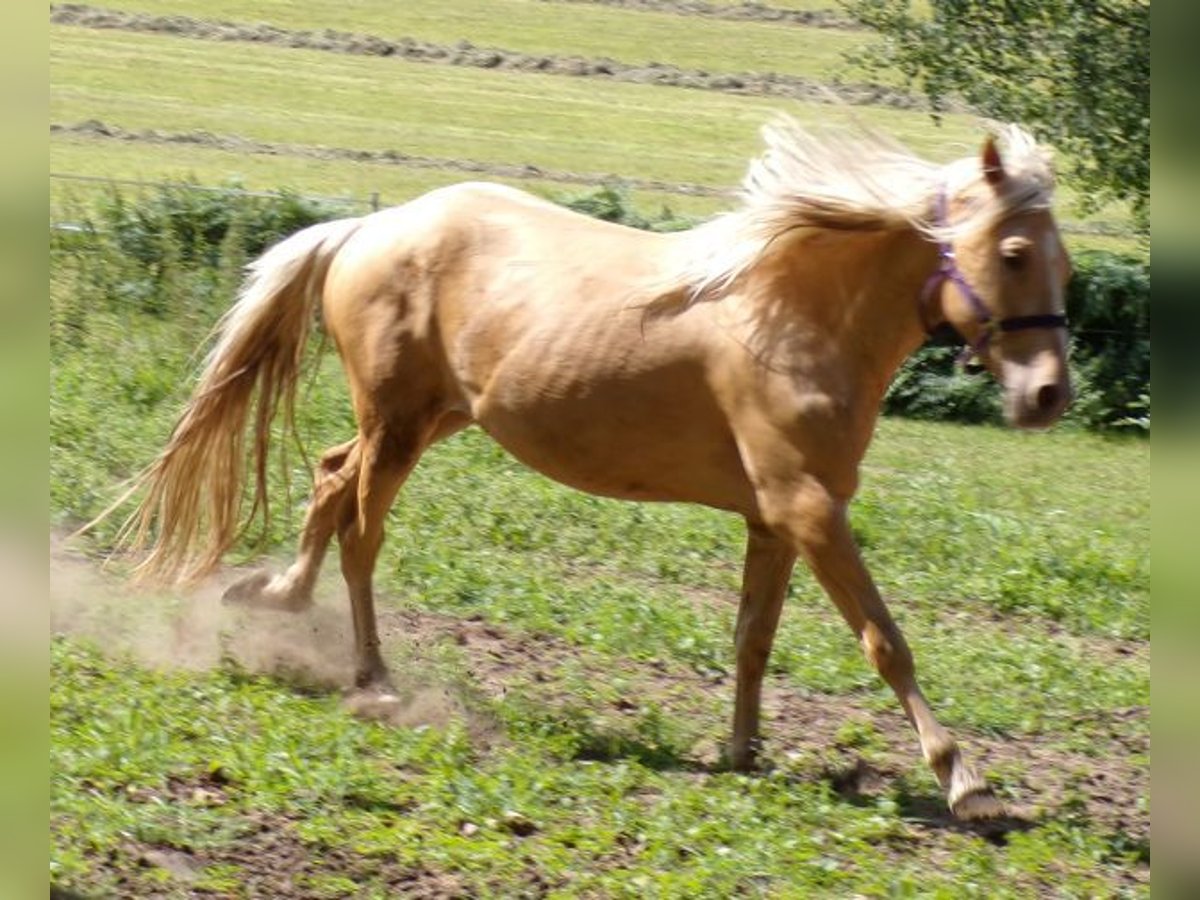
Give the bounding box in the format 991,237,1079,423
920,189,1068,366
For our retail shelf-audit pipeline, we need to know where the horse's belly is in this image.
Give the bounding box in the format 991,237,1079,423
470,370,755,513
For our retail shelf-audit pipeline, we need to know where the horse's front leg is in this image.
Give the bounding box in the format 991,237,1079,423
761,477,1003,820
729,521,797,771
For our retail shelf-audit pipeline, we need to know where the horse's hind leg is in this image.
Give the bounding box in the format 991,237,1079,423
223,439,360,611
337,424,427,690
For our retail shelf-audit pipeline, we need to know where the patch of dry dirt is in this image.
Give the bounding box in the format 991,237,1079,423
68,811,472,899
50,536,488,739
372,592,1148,855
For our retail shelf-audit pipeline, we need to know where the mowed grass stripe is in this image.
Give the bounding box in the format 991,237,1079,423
50,25,1139,245
622,0,846,11
546,0,850,22
81,0,873,81
53,4,914,110
51,121,728,199
49,131,730,221
50,26,789,188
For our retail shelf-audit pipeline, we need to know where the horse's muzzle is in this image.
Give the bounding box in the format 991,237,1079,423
1006,373,1072,430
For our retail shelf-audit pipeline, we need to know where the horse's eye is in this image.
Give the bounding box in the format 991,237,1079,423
999,237,1032,271
1001,251,1026,272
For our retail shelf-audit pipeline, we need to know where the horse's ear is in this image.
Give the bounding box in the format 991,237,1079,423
982,136,1005,188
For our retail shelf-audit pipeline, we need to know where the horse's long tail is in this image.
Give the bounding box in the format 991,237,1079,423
102,216,364,583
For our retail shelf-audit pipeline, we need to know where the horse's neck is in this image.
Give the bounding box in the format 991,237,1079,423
845,228,936,373
749,228,935,396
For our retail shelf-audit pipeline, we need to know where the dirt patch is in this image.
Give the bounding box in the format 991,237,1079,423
759,684,1148,853
377,603,1148,859
50,3,921,110
50,536,487,740
60,811,471,899
367,594,1148,856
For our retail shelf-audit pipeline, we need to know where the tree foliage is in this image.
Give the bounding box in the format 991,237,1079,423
843,0,1149,231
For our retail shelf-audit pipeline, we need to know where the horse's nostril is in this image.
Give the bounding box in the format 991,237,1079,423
1036,383,1061,413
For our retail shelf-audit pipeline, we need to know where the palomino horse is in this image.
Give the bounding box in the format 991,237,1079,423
119,120,1071,819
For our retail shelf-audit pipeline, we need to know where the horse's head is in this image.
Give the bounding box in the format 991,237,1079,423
933,137,1072,430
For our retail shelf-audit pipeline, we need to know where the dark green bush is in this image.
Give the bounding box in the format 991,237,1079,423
51,183,352,328
98,181,345,268
882,343,1003,425
885,251,1149,433
1063,251,1150,432
558,184,693,232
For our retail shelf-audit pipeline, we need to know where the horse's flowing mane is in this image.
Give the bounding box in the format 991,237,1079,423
662,117,1055,302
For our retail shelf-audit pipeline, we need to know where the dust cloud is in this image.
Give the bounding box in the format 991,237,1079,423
49,534,473,733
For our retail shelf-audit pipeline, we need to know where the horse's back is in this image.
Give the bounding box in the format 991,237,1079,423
324,180,679,380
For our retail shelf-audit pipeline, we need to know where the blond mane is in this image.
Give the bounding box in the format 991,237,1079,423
662,118,1055,302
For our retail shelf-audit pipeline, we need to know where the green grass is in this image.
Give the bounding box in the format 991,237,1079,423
48,26,980,185
51,231,1147,894
50,3,1149,889
49,132,729,222
698,0,845,8
50,635,1143,898
84,0,872,81
49,25,1140,249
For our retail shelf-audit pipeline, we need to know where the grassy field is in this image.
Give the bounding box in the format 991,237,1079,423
68,0,872,81
50,2,1148,895
50,225,1148,895
48,27,974,181
49,7,1140,251
49,135,728,221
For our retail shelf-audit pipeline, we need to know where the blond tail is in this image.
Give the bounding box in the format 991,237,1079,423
103,216,363,583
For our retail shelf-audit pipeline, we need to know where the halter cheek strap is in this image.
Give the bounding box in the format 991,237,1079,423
920,190,1068,366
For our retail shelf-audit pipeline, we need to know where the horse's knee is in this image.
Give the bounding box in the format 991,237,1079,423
758,480,847,555
861,620,913,683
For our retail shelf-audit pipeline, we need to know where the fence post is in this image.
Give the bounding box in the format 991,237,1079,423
370,192,380,212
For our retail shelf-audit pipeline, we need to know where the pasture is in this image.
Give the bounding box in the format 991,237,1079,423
49,1,1139,252
50,1,1148,896
50,300,1150,895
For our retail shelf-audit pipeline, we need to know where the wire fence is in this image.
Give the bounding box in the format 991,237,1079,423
50,171,382,215
48,171,1139,239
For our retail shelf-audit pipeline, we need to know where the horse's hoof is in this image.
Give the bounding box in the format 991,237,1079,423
950,786,1006,821
223,570,311,612
344,687,403,724
222,570,271,606
725,736,764,773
